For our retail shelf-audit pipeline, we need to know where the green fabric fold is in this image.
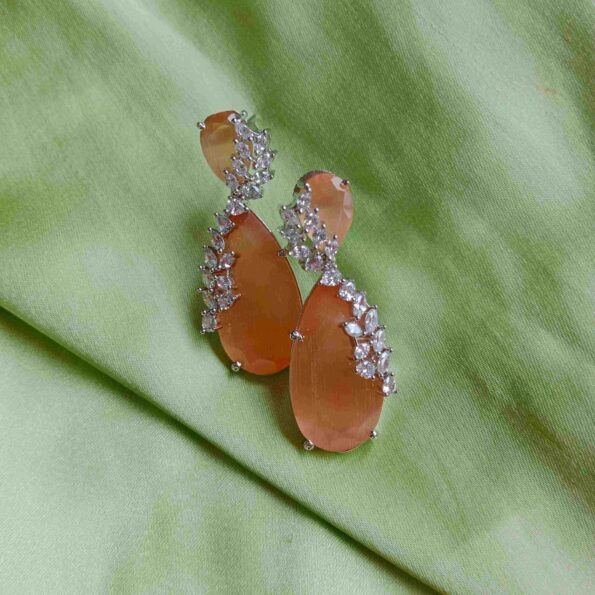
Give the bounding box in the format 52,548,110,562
0,309,430,593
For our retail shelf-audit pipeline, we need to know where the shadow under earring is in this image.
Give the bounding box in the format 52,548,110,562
197,110,302,375
280,172,397,452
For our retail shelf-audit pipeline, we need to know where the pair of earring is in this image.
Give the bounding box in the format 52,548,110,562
197,110,397,453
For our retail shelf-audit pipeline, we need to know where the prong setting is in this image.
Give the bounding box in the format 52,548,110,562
303,439,315,451
290,330,304,342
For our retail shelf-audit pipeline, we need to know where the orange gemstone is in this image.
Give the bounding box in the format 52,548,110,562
200,110,239,181
218,211,302,375
290,283,384,451
301,171,353,245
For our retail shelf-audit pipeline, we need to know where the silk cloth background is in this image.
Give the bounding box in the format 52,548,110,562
1,1,594,593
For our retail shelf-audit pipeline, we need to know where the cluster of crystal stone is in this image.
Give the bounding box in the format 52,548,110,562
338,279,397,396
222,111,276,217
199,212,239,333
200,112,276,333
279,182,343,287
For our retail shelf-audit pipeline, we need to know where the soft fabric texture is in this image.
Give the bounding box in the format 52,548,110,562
0,1,593,593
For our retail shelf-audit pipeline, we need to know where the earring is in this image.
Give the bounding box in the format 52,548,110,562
280,171,397,452
197,110,302,375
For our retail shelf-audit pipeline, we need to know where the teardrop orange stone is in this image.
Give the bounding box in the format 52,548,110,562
199,110,239,181
301,171,353,245
218,211,302,375
290,283,384,451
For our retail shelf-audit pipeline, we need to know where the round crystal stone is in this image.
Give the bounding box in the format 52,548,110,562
356,360,376,379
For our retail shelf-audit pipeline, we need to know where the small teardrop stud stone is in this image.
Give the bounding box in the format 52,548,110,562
300,171,354,245
200,110,241,181
290,283,384,451
218,211,302,375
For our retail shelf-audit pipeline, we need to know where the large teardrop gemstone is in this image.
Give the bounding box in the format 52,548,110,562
199,110,239,181
301,171,353,245
290,283,384,451
218,211,302,375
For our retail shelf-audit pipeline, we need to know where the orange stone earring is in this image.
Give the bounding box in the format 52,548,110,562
280,172,397,452
197,110,302,375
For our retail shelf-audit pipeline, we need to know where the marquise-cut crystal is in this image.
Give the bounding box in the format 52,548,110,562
296,190,311,209
281,224,302,244
201,290,217,310
354,342,371,360
304,210,320,231
255,151,273,170
202,311,218,333
216,273,233,290
216,212,234,235
217,292,236,310
377,350,390,376
382,373,397,396
324,236,339,258
232,156,247,177
290,284,384,452
364,307,378,334
352,291,369,319
344,321,363,338
281,207,299,225
226,198,247,215
204,246,218,269
252,132,268,155
255,170,273,185
218,251,235,269
210,228,225,251
234,120,251,139
244,183,261,199
371,327,385,353
311,225,326,244
338,279,356,301
202,270,216,289
235,141,251,159
225,171,239,192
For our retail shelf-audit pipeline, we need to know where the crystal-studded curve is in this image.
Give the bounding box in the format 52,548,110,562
198,110,276,332
339,284,397,395
280,171,398,394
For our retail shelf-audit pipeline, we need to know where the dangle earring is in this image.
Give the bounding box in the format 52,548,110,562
197,110,302,375
279,172,397,452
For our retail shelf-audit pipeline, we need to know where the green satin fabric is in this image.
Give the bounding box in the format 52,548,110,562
1,1,593,593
